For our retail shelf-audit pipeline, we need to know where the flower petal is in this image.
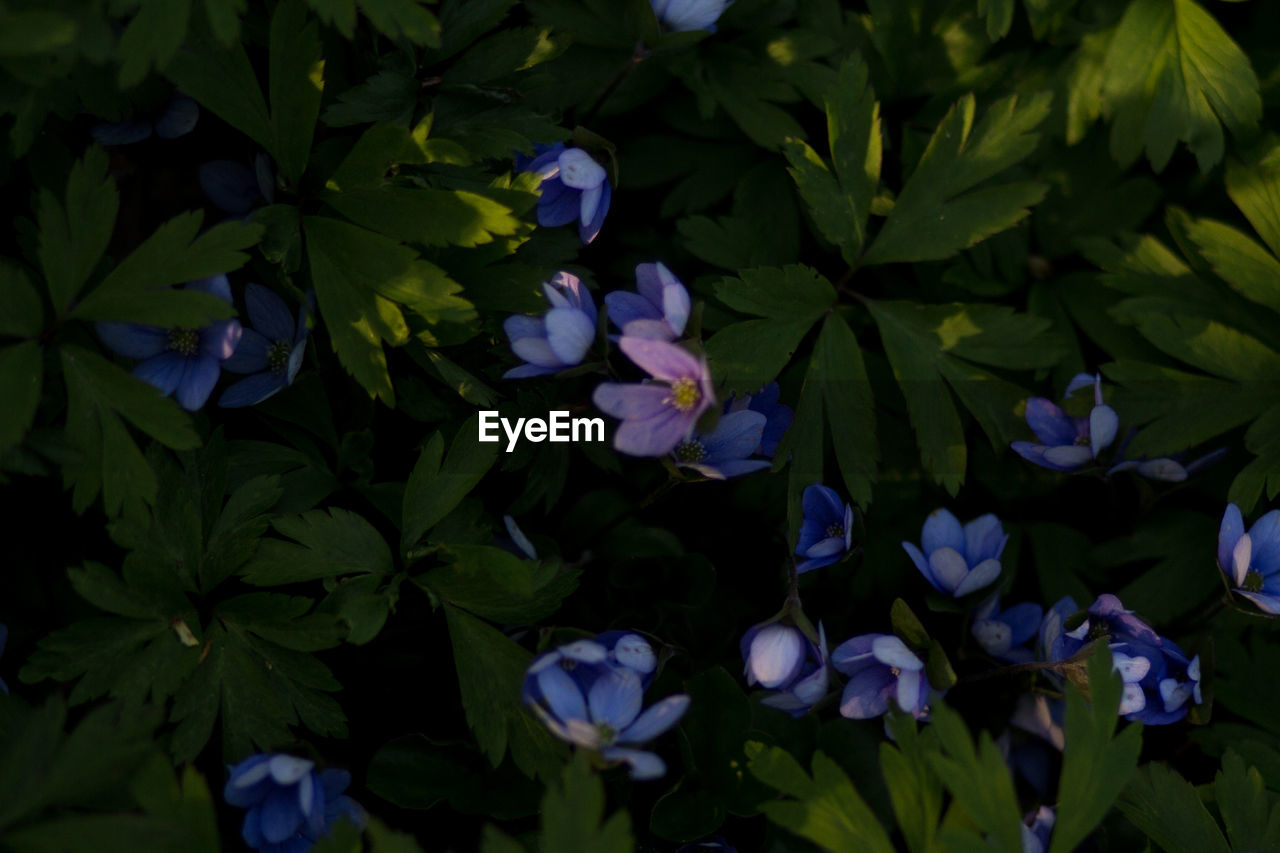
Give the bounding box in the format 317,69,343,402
544,307,596,366
1042,444,1094,469
748,625,805,688
612,634,656,674
223,328,272,374
926,547,969,594
592,382,672,420
871,636,923,671
588,667,644,730
174,356,223,411
219,372,288,408
921,508,964,555
1089,404,1119,456
557,148,606,190
613,408,690,457
953,557,1001,597
699,410,765,462
1233,533,1253,588
245,283,296,342
618,337,702,383
1024,398,1076,446
1218,503,1245,577
134,353,188,397
97,322,168,360
620,694,690,743
536,665,588,724
601,746,666,780
962,513,1004,565
839,665,895,719
606,291,661,329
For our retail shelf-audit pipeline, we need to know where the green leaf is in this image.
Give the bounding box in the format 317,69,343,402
880,718,943,853
0,342,42,452
353,0,441,46
202,0,246,44
979,0,1015,40
540,752,634,853
402,415,501,552
713,265,835,322
927,703,1022,852
325,188,520,248
1213,750,1280,852
444,604,566,781
1183,218,1280,315
418,546,578,624
1131,315,1280,382
323,57,417,127
705,318,815,397
868,300,1061,491
270,0,325,184
1050,644,1143,853
816,314,877,506
60,345,200,517
170,599,346,763
783,54,881,263
165,35,274,151
747,746,895,853
0,263,44,338
0,9,76,56
117,0,193,87
1118,763,1230,853
303,216,413,403
37,147,118,314
1103,0,1260,173
240,508,393,585
863,92,1050,265
71,216,261,325
1225,156,1280,260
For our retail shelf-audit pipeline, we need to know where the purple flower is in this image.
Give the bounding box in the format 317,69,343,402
902,509,1007,598
593,338,715,456
1011,373,1119,471
673,409,771,479
1021,806,1055,853
1217,502,1280,614
503,271,598,379
96,275,242,411
725,382,792,458
523,653,689,780
521,143,611,244
1049,594,1201,725
831,634,931,720
91,94,199,146
224,754,364,853
971,596,1042,663
795,484,853,574
740,620,829,716
1005,694,1065,796
218,285,311,408
651,0,731,32
200,153,275,217
605,262,690,341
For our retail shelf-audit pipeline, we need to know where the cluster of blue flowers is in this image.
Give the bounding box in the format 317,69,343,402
223,753,364,853
97,277,312,411
504,261,793,477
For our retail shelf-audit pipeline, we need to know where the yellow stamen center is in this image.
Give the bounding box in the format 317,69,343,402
668,378,701,412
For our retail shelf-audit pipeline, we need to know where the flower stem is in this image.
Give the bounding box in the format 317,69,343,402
579,42,650,124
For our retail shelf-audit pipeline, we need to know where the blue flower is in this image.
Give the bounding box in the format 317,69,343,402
501,515,538,560
523,650,689,780
740,620,829,716
521,144,612,244
795,484,854,574
1005,694,1065,796
1217,503,1280,614
1047,594,1201,725
504,271,598,379
725,382,793,458
200,154,276,217
593,338,716,456
605,262,690,341
1021,806,1055,853
1108,432,1226,482
903,509,1007,598
1011,373,1119,471
831,633,932,720
651,0,731,32
219,284,311,408
91,94,199,146
673,409,771,479
521,634,659,704
96,275,243,411
224,754,364,853
972,596,1042,663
